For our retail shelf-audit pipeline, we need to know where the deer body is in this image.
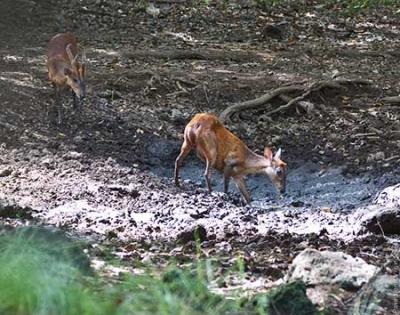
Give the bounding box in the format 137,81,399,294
174,113,287,204
47,32,85,124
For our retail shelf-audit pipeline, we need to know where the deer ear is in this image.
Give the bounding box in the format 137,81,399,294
264,147,273,160
80,64,85,78
274,148,282,159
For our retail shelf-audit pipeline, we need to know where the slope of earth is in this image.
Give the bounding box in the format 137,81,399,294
1,0,400,312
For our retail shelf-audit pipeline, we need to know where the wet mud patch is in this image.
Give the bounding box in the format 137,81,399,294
146,137,399,211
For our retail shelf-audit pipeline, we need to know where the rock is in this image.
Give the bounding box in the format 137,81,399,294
351,275,400,314
146,3,159,17
64,151,83,160
29,149,41,157
170,109,188,125
374,151,385,161
0,167,12,177
286,248,379,306
41,157,54,168
215,241,232,253
367,151,385,163
106,157,116,165
140,254,153,265
72,135,86,144
366,154,375,163
130,213,152,223
287,248,378,290
373,183,400,207
360,207,400,235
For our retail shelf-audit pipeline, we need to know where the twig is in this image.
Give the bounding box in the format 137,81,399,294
203,84,210,106
376,220,386,238
350,133,377,139
265,89,312,116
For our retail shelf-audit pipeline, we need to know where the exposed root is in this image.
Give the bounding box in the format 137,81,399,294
219,78,372,123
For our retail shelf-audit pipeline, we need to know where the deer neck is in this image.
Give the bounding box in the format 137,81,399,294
243,147,270,175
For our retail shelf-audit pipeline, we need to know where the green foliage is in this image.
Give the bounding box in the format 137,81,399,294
249,280,320,315
342,0,397,14
256,0,398,13
0,226,288,315
258,0,286,9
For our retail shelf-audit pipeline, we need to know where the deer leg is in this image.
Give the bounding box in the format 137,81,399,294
72,90,78,109
223,165,233,194
204,158,213,193
223,158,241,194
232,176,251,204
198,138,216,194
174,141,191,186
72,90,83,119
55,86,62,125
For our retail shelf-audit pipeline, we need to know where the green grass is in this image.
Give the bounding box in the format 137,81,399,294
0,227,247,315
0,226,318,315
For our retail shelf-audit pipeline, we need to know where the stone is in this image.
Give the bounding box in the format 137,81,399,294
285,248,379,306
287,249,378,290
0,167,12,177
373,183,400,207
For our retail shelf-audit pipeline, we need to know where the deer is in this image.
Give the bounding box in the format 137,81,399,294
174,113,287,204
47,32,86,124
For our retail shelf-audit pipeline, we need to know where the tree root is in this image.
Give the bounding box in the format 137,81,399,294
219,78,372,123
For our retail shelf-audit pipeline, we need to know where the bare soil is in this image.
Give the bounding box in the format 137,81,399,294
1,0,400,312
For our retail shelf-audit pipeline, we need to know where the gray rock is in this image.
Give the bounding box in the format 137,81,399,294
359,206,400,235
373,183,400,207
287,248,378,294
374,151,385,161
29,149,41,157
64,151,83,160
0,167,12,177
350,275,400,314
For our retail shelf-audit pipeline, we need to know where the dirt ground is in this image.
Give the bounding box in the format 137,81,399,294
1,0,400,313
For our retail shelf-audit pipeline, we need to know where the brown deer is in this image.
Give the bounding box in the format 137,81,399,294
174,113,287,204
47,32,86,124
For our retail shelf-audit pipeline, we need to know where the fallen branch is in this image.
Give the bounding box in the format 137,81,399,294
381,96,400,105
219,85,305,123
219,78,372,123
123,49,265,63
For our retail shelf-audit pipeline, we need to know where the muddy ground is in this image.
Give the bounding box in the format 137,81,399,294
1,0,400,312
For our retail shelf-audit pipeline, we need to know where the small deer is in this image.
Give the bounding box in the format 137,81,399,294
47,32,86,124
174,113,287,204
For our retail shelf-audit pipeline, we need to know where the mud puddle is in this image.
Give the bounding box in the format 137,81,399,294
146,139,395,210
141,137,400,241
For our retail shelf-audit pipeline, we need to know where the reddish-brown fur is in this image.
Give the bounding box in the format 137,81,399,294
47,32,85,124
174,113,287,204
